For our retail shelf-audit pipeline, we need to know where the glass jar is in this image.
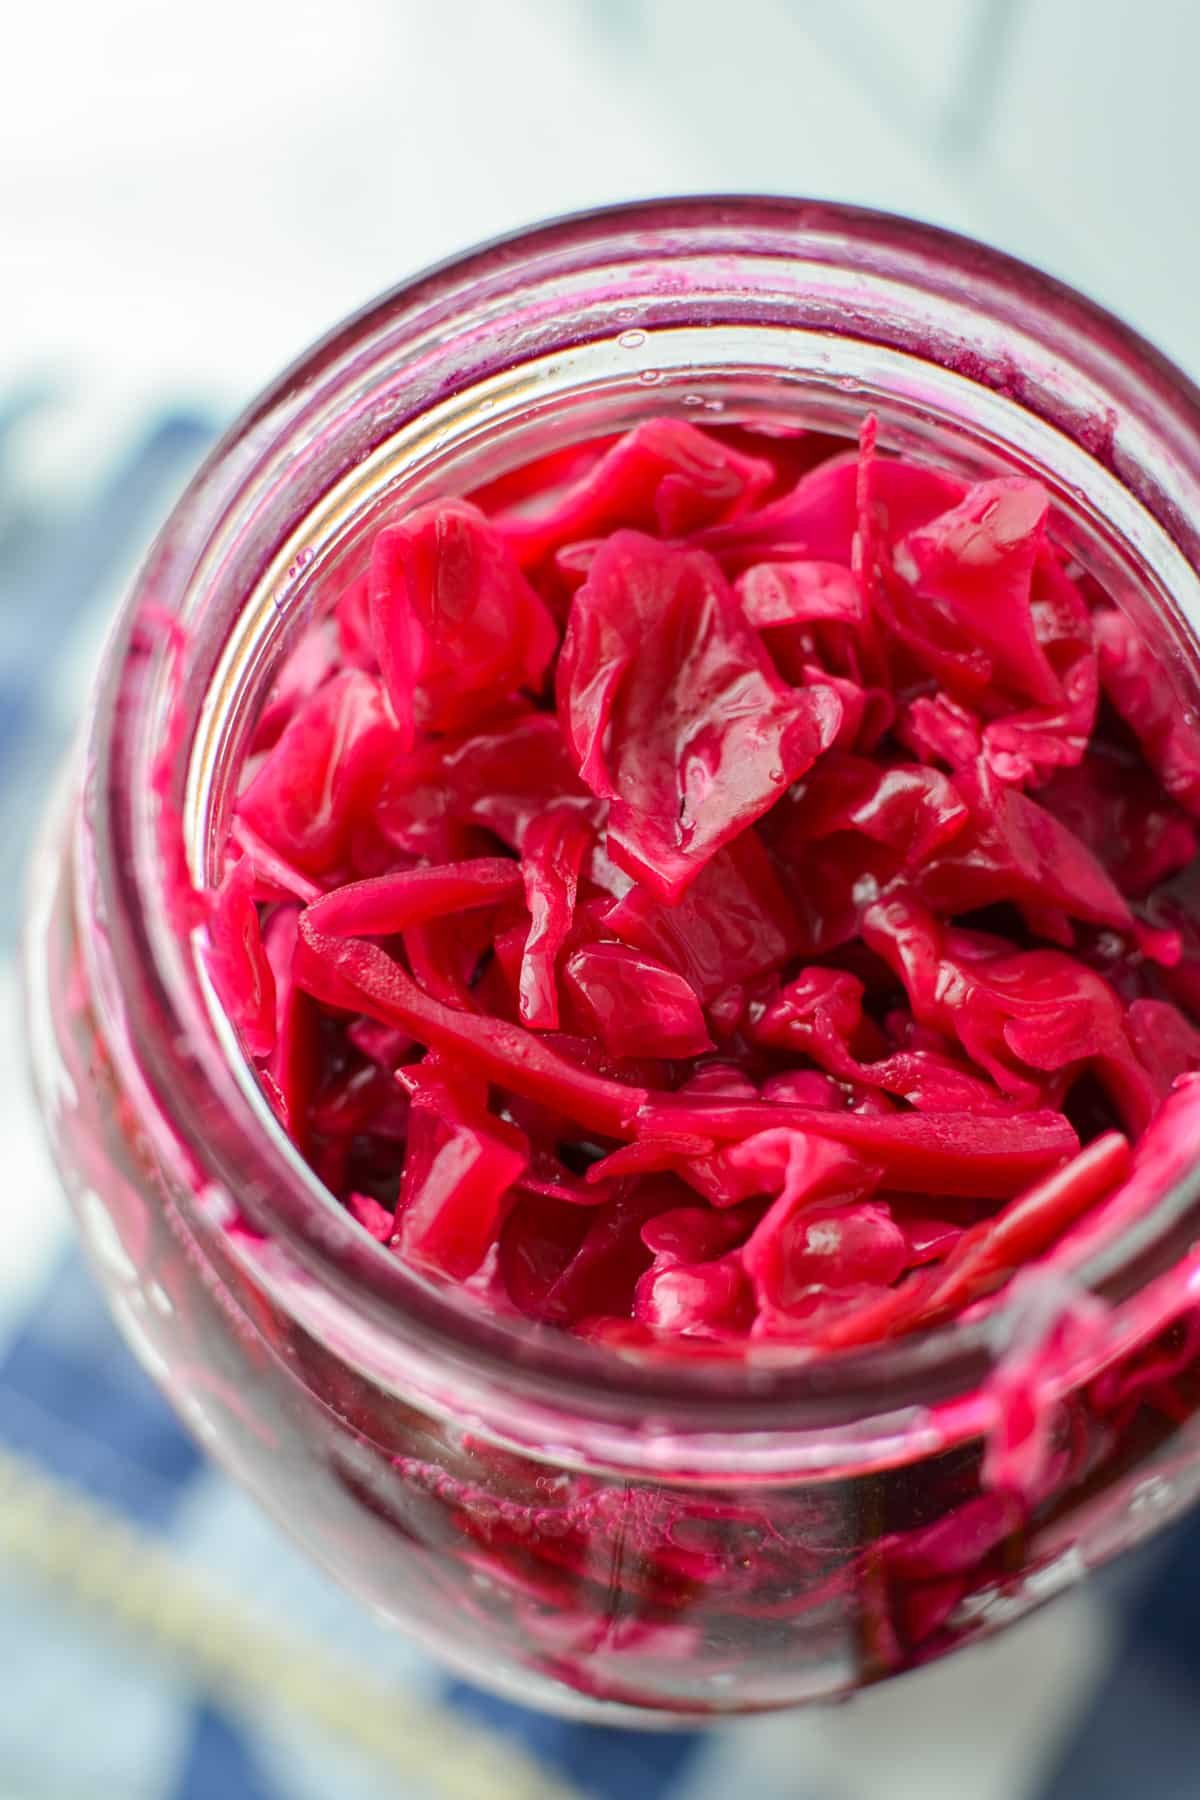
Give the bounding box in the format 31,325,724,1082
26,197,1200,1722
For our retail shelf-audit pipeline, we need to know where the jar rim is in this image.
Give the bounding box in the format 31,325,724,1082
87,194,1200,1440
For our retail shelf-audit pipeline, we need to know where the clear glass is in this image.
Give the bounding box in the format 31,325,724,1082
25,198,1200,1721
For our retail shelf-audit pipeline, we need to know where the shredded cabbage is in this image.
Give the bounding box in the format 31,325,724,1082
206,417,1200,1356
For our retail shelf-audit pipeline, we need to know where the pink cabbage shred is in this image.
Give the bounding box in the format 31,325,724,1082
206,417,1200,1357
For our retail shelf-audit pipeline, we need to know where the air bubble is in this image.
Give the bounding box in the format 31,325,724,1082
284,546,315,582
638,369,663,386
618,329,647,350
681,394,704,407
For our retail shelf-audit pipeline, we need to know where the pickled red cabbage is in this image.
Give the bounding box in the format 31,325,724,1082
205,416,1200,1357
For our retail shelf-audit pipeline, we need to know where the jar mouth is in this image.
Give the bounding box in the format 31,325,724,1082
89,195,1200,1435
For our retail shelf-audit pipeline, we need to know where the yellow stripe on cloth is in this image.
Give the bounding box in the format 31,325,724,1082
0,1445,582,1800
